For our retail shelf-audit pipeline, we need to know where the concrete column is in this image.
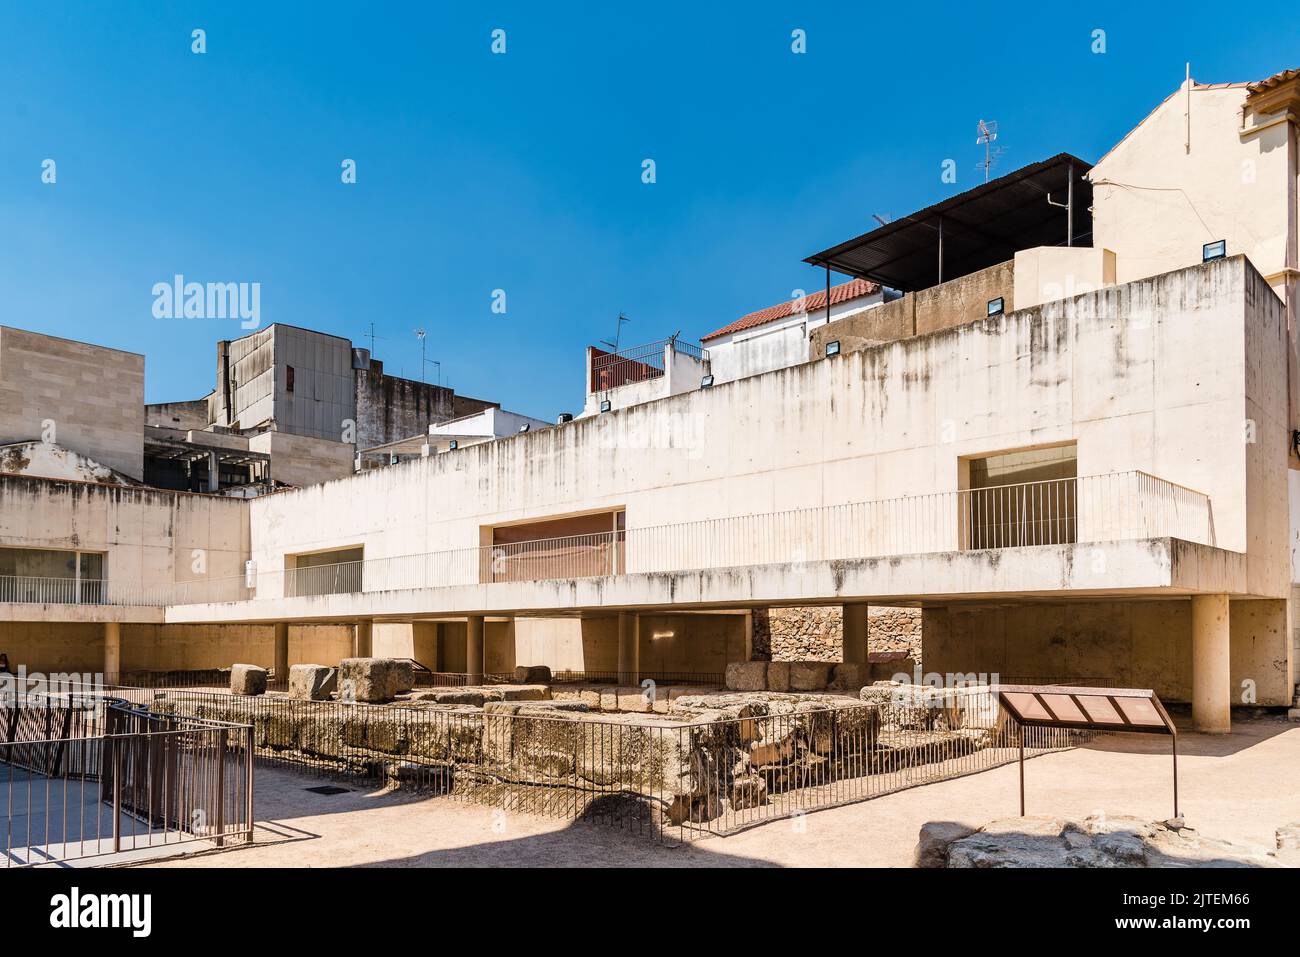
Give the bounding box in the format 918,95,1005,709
353,619,373,658
103,622,120,680
617,612,640,685
206,450,220,492
273,622,289,684
1191,594,1232,734
466,615,484,684
842,603,868,664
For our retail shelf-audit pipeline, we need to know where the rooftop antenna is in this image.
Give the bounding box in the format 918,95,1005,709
872,213,892,227
600,312,631,354
976,119,1005,182
360,321,387,356
414,328,429,383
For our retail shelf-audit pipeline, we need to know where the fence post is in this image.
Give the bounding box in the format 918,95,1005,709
215,728,227,848
112,733,123,853
245,728,255,843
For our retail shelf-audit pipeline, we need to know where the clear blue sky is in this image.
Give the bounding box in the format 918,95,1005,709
1,3,1296,417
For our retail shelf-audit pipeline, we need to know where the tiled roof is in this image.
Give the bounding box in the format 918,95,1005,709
1248,66,1300,94
702,278,880,342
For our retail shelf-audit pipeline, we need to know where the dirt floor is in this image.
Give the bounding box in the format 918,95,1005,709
133,714,1300,868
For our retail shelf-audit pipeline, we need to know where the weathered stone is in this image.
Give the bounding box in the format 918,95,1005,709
731,774,767,809
828,662,871,692
514,665,553,684
788,661,832,691
552,687,602,709
391,660,415,693
338,657,407,703
617,688,653,713
764,606,922,664
767,661,791,692
230,664,267,696
914,822,978,867
1276,823,1300,850
288,664,336,701
726,661,768,692
500,684,549,701
944,815,1280,868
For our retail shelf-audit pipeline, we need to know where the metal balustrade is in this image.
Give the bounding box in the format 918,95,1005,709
0,471,1214,608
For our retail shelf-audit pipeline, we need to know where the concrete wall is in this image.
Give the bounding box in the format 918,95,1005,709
0,474,251,593
0,622,352,675
145,398,210,431
0,326,145,481
1014,247,1117,310
922,597,1291,707
248,429,355,488
243,257,1290,603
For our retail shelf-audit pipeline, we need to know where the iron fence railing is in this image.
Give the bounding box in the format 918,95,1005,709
90,683,1085,844
1,692,254,866
0,471,1214,607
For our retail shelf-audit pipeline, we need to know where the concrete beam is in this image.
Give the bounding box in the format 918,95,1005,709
273,622,289,683
1192,594,1231,734
842,603,868,663
466,615,484,684
354,619,373,658
618,612,639,684
103,621,120,680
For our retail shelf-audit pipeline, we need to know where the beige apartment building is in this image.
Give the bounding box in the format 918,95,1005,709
2,65,1298,734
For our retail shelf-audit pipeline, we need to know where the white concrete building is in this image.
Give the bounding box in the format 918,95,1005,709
2,64,1299,734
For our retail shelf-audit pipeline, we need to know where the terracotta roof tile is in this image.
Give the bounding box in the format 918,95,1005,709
702,278,880,342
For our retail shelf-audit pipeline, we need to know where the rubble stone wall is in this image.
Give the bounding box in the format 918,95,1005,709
755,606,921,664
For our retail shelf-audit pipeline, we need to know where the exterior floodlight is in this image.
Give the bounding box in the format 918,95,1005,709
557,412,573,424
599,399,612,413
389,453,399,465
825,340,841,358
987,297,1005,317
1203,240,1226,262
448,440,458,450
700,374,715,388
518,423,530,433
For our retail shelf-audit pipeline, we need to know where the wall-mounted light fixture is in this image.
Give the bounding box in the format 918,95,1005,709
599,399,612,413
1203,240,1226,262
556,412,573,424
447,440,458,450
518,423,530,433
987,297,1005,317
700,374,715,388
825,340,841,358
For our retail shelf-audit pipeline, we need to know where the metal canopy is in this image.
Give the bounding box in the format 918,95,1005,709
804,153,1094,292
993,684,1178,819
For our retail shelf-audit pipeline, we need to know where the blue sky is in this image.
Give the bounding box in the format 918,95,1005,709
1,3,1296,417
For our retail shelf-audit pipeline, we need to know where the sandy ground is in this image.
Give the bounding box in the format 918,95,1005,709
135,714,1300,868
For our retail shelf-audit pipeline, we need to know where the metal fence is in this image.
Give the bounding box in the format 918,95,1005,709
2,692,254,867
0,470,1213,608
106,683,1083,844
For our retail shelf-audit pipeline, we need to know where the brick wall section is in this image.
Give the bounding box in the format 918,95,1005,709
750,606,922,664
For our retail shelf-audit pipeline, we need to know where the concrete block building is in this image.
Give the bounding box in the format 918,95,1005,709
2,64,1299,736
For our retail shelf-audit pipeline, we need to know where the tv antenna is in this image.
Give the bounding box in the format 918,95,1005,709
976,119,1006,182
872,213,892,227
414,329,436,384
600,312,631,354
360,321,387,355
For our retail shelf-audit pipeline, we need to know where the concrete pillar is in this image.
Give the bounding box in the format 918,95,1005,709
273,622,289,684
617,612,639,685
842,604,868,664
103,622,120,681
206,450,220,492
466,615,484,684
1191,594,1232,734
353,619,373,658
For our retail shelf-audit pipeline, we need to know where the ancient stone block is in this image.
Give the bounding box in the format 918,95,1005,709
788,661,832,691
725,661,768,692
767,661,791,692
514,665,553,684
230,664,267,696
338,657,407,703
828,662,871,692
500,684,549,701
914,822,978,867
288,664,337,701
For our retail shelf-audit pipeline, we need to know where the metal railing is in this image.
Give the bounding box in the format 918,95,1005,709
589,337,705,392
98,683,1085,844
0,471,1214,607
2,690,254,866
